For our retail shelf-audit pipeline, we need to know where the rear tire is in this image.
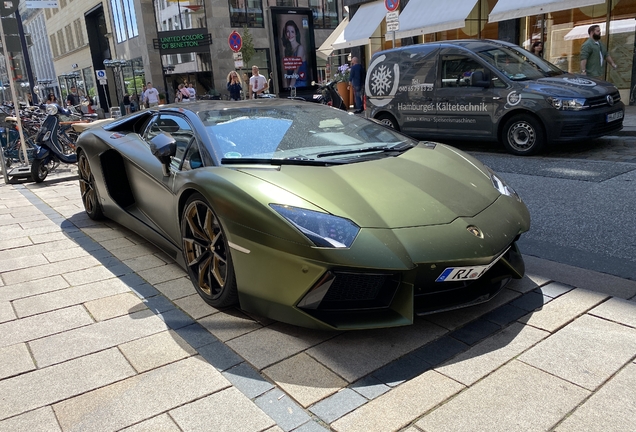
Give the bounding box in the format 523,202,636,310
78,152,104,220
375,113,399,130
502,115,545,156
30,158,49,183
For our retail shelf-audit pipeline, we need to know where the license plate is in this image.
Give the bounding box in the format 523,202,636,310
436,248,509,283
606,111,623,123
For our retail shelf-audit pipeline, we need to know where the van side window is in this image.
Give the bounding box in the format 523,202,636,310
441,56,485,88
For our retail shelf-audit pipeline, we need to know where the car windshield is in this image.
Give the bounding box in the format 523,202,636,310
198,104,416,164
476,45,565,81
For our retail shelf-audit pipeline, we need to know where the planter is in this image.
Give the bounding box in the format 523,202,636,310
336,82,350,109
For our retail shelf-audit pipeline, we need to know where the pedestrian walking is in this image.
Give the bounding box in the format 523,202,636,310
123,93,131,114
188,83,196,100
580,25,617,80
349,57,364,113
144,82,160,107
531,41,543,58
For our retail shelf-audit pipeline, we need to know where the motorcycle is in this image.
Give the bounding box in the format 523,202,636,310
286,81,347,111
30,103,77,183
310,81,347,111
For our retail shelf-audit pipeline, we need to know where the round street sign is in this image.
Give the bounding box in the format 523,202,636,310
228,31,242,53
0,0,18,17
384,0,399,12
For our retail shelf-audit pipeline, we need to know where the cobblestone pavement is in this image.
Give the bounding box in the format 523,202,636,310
1,167,636,431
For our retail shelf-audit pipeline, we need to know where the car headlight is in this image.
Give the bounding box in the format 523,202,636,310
548,97,586,111
270,204,360,248
485,166,520,200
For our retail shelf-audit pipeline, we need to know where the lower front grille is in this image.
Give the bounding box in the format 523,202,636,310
559,118,623,139
298,271,400,312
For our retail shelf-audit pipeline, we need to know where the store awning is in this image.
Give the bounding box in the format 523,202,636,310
564,18,636,40
393,0,479,40
332,1,386,50
317,18,349,60
489,0,605,23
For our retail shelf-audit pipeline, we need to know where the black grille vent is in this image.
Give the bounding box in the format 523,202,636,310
322,273,385,302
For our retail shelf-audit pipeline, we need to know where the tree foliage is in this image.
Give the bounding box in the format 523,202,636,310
240,26,255,68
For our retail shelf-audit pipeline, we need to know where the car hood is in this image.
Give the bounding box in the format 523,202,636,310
529,74,618,98
237,144,501,228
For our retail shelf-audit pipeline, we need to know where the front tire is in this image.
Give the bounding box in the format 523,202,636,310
502,115,545,156
78,152,104,220
30,158,49,183
181,193,238,308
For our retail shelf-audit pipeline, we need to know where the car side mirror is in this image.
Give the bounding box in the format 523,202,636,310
150,133,176,176
470,70,491,88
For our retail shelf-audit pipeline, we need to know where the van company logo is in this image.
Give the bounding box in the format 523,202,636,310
366,55,400,107
507,91,521,106
563,77,596,87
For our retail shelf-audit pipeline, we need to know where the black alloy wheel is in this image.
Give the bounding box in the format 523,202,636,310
181,193,238,308
78,152,104,220
30,158,49,183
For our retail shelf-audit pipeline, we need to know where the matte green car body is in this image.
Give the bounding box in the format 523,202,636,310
76,102,529,331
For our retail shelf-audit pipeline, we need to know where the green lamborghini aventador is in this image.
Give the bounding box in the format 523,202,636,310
76,99,530,330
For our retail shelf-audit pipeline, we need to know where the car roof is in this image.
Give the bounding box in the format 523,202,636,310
375,39,520,56
159,98,321,113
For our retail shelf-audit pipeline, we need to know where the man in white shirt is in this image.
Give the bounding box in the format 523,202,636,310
249,65,268,99
187,83,196,100
144,82,160,107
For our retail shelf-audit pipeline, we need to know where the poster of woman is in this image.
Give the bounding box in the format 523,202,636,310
279,16,310,88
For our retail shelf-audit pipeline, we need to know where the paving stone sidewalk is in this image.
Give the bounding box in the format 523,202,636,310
1,167,635,431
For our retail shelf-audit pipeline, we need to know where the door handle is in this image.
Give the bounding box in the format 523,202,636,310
493,96,501,100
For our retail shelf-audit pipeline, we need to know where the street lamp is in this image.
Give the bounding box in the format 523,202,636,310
103,59,128,108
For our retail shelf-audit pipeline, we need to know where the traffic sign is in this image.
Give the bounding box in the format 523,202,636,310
228,31,242,53
386,11,399,32
384,0,399,13
95,70,107,80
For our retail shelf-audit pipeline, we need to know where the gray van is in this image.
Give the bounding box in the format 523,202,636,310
365,40,624,155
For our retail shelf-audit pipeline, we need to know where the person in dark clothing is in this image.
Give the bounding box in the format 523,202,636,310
123,93,131,114
349,57,364,113
66,86,80,107
227,71,243,101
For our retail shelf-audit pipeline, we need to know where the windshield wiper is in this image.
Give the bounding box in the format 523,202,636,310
316,142,413,158
221,157,346,166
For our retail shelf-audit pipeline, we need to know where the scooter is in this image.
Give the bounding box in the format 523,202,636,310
311,81,347,111
30,103,77,183
286,81,347,111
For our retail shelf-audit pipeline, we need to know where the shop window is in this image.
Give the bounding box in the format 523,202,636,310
229,0,264,28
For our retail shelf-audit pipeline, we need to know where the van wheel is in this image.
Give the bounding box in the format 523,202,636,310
376,114,399,131
502,115,545,156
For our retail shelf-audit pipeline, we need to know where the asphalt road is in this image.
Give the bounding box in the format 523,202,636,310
453,147,636,281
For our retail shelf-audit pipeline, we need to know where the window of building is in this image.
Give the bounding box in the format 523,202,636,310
229,0,264,28
65,25,75,51
267,0,297,6
181,53,193,63
310,0,338,29
111,0,139,43
60,0,67,7
57,29,66,54
74,19,85,46
123,0,139,38
50,34,59,58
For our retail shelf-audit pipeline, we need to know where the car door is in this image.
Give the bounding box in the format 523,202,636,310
125,112,196,246
434,50,494,138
